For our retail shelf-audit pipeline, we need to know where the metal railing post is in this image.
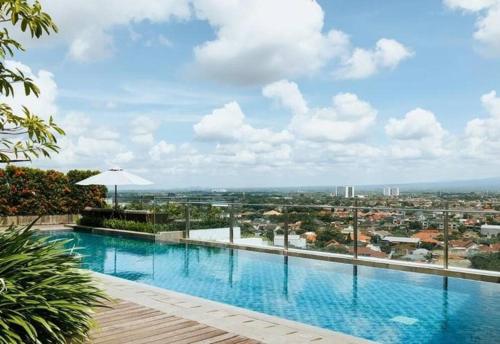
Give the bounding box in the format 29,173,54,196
185,203,191,239
284,206,289,251
443,203,449,269
229,204,234,243
353,198,358,259
153,196,157,233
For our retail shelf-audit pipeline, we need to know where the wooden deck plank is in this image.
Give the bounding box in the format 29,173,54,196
195,333,240,344
94,305,154,319
96,309,162,324
89,299,261,344
170,329,227,344
126,324,209,344
98,317,192,339
213,336,255,344
93,315,179,339
97,314,176,332
95,301,137,313
95,320,198,344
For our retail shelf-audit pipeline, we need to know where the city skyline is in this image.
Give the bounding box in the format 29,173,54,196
5,0,500,187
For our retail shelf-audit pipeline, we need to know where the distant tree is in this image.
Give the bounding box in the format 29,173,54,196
324,244,349,254
240,222,254,236
380,241,392,254
0,0,63,163
264,228,274,242
408,221,422,230
315,229,351,247
470,252,500,272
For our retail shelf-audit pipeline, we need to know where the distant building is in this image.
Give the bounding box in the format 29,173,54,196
383,236,421,245
480,224,500,238
336,186,355,198
263,210,282,217
383,186,400,197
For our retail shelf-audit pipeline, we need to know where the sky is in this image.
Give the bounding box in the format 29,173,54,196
4,0,500,188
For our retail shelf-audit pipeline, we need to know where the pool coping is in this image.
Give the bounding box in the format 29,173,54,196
91,271,374,344
182,238,500,284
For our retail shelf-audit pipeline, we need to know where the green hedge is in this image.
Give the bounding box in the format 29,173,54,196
77,216,177,233
103,219,158,233
77,215,232,234
0,166,107,216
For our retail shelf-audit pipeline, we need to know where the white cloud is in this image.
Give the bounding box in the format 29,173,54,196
193,101,292,143
1,60,57,119
445,0,500,56
58,112,90,136
149,140,176,161
130,115,157,145
464,90,500,158
192,0,409,84
112,151,135,164
385,108,445,140
42,0,191,61
334,39,413,79
475,5,500,55
192,0,339,84
444,0,496,12
214,142,292,167
263,80,377,142
291,93,377,142
385,108,448,159
262,80,308,115
51,128,124,167
480,90,500,116
26,0,411,82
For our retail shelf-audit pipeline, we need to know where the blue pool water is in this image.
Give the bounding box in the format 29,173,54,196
46,231,499,343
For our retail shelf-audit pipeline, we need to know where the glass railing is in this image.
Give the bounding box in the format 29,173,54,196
104,195,500,273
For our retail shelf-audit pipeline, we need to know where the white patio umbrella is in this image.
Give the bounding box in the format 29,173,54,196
76,168,153,208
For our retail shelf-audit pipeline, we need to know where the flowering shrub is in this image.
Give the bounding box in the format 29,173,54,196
0,166,107,216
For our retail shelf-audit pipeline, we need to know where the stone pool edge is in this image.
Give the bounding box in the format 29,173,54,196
91,271,374,344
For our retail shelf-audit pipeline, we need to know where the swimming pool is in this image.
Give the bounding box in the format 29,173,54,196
46,230,499,344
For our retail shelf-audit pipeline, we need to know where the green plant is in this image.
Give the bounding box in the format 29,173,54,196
0,0,64,163
103,219,158,233
0,223,107,343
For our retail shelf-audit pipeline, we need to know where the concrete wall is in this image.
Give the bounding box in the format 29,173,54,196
189,227,241,242
0,214,79,226
156,231,184,243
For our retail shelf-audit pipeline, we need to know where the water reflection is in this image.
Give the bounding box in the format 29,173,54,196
183,243,189,277
352,265,358,308
108,241,156,280
229,248,234,287
283,255,289,298
441,277,449,331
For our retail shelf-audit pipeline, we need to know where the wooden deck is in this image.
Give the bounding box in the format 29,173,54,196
90,299,261,344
